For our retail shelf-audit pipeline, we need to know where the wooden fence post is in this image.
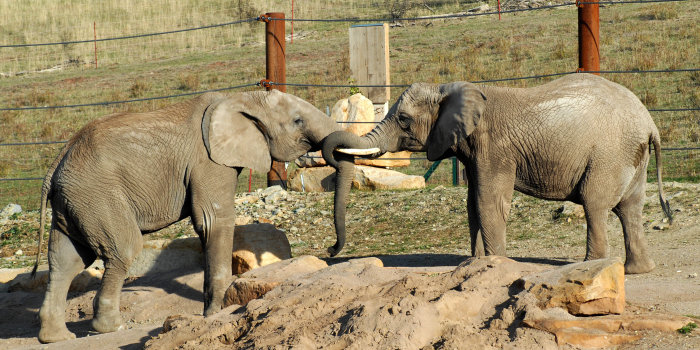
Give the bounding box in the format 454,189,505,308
264,12,288,189
578,0,600,74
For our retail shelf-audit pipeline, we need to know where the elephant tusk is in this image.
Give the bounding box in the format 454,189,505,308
336,147,381,156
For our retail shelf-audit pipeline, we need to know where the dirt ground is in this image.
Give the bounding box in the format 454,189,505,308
1,182,698,349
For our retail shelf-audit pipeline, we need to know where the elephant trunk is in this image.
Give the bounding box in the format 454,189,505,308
321,123,394,256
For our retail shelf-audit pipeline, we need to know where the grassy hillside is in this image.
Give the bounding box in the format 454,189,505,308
1,0,698,209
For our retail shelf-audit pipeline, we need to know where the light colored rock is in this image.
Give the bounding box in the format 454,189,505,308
354,151,412,168
224,255,328,306
353,165,425,190
232,223,292,275
262,185,287,203
519,258,625,316
554,201,585,220
0,203,22,218
288,165,426,192
7,265,103,293
523,307,695,348
288,166,337,192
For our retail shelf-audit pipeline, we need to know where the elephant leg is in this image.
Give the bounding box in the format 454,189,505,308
613,180,655,274
466,177,484,256
190,166,238,317
39,228,96,343
91,222,142,333
475,185,513,257
582,205,610,261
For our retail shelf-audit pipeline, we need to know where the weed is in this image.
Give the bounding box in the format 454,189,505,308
639,4,678,21
677,322,697,334
128,80,150,98
176,73,200,91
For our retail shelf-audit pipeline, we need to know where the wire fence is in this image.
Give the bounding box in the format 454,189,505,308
1,0,697,210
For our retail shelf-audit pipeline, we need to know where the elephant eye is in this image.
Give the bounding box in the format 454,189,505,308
293,116,304,127
398,114,411,129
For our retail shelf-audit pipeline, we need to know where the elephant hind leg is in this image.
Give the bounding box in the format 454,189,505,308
39,228,96,343
613,181,655,274
582,205,611,261
91,221,142,333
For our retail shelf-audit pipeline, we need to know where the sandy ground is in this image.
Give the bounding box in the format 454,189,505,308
1,183,698,348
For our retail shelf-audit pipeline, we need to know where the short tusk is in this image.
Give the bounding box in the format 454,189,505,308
336,147,381,156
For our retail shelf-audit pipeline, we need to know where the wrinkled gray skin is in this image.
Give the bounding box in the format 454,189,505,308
323,73,672,273
33,90,340,343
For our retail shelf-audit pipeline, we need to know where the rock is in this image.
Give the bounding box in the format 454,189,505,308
7,264,103,293
554,201,585,220
232,223,292,275
224,255,328,306
519,258,625,315
288,165,426,192
0,203,21,219
235,194,259,205
288,166,337,192
354,151,412,168
523,307,695,348
262,185,287,203
295,93,411,168
468,4,490,13
235,215,253,226
353,165,425,190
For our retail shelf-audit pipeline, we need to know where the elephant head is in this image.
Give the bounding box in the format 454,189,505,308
321,82,486,256
203,89,340,173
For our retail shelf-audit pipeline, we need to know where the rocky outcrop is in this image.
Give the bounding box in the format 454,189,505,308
232,223,292,275
289,165,426,192
519,258,626,315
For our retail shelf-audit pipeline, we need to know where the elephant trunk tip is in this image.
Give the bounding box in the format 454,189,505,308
327,241,344,257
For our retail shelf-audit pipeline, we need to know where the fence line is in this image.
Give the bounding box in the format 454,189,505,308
3,69,697,111
0,18,257,48
3,0,690,50
0,83,258,111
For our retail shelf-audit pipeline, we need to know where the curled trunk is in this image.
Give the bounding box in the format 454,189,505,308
321,126,393,256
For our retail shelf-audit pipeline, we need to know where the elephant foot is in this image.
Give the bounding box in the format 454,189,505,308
624,258,655,274
39,325,76,344
91,313,123,333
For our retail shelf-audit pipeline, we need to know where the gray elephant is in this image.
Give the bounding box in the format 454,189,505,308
32,90,341,343
322,73,673,274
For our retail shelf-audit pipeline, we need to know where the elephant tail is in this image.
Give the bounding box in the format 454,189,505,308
32,174,51,278
651,131,673,224
31,139,72,278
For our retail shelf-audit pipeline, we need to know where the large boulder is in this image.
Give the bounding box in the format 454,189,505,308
232,223,292,275
288,165,425,192
518,258,625,316
224,255,329,306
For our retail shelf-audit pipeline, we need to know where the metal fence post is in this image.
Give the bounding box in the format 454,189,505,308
264,12,288,189
578,0,600,74
452,157,458,186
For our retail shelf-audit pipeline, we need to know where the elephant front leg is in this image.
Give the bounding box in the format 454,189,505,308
474,185,514,257
467,183,485,256
202,221,235,316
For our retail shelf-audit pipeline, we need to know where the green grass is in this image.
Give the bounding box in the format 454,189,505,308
677,322,697,334
1,1,699,209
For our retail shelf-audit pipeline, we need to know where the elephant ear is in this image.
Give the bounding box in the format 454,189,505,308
202,97,271,173
426,82,486,161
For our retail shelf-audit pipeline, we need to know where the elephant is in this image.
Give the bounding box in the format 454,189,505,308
31,90,342,343
321,73,673,274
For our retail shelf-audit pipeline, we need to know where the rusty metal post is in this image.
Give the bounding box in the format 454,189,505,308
263,12,288,189
578,0,600,74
